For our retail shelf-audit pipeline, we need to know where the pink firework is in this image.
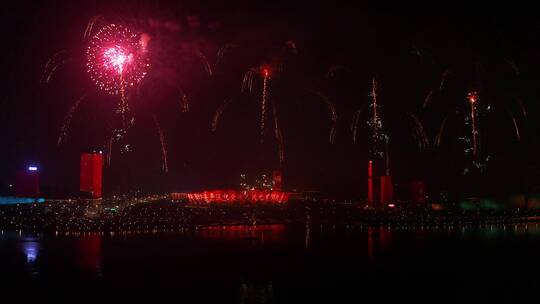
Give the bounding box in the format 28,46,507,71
86,23,149,94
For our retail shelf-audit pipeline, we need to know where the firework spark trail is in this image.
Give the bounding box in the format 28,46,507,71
407,112,429,148
423,89,433,108
410,44,423,60
179,89,189,112
260,70,270,141
506,58,520,76
285,40,298,55
351,109,362,143
439,69,450,90
468,92,480,158
507,109,521,141
194,50,212,77
84,16,103,40
241,69,256,93
368,77,388,158
57,95,86,145
211,98,235,131
152,115,169,172
515,97,527,119
371,78,378,124
41,51,70,84
272,102,285,166
215,44,237,67
435,115,448,147
306,90,338,144
329,126,337,144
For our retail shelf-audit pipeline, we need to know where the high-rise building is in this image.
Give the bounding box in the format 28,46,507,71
16,166,40,197
80,152,103,198
367,160,374,204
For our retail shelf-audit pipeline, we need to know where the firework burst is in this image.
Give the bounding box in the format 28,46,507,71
86,23,149,94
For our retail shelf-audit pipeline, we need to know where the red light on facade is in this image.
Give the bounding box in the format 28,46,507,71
388,203,396,208
182,189,290,204
80,153,103,198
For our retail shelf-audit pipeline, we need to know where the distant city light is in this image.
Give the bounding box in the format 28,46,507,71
28,166,38,171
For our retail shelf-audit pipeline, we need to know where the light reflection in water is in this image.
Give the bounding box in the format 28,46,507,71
197,225,286,244
21,239,39,264
75,234,102,277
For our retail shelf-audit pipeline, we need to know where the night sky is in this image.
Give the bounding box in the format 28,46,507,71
1,1,539,198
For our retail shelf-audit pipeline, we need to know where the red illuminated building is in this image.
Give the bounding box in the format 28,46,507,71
172,189,290,204
80,152,103,198
16,166,40,197
367,160,374,204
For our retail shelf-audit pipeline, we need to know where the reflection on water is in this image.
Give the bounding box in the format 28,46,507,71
197,225,286,244
75,234,102,277
4,223,540,302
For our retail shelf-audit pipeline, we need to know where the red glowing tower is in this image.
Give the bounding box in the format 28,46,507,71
80,152,103,198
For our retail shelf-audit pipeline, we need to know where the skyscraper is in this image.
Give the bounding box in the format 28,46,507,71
80,152,103,198
16,166,40,197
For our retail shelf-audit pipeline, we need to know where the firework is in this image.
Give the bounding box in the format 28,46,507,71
307,90,338,144
153,115,169,172
272,102,285,166
194,50,212,77
367,78,388,158
41,51,71,84
260,68,270,141
84,16,103,41
351,109,362,143
407,112,429,149
422,89,433,108
86,23,149,95
57,95,86,146
86,23,150,146
507,110,521,141
179,89,189,113
439,69,451,90
435,115,448,147
212,98,235,132
216,44,237,67
467,91,479,158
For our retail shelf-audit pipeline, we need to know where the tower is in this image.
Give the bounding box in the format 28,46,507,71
16,166,40,197
80,152,103,198
367,160,374,204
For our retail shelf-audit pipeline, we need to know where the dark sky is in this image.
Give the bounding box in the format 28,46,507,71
1,1,539,197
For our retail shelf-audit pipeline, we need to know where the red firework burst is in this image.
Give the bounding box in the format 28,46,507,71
86,23,149,94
